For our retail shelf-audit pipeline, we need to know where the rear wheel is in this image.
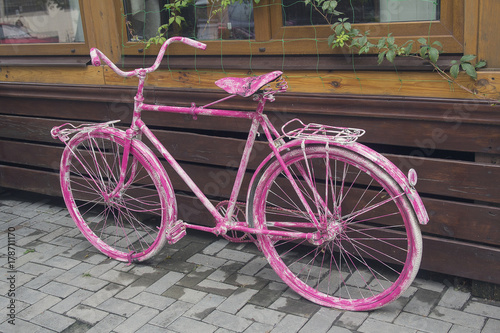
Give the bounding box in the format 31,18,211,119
250,145,422,310
60,129,175,262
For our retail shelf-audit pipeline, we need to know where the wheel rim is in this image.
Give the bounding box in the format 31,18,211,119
61,130,169,262
253,146,421,310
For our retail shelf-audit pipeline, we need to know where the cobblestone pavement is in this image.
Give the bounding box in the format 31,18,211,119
0,189,499,333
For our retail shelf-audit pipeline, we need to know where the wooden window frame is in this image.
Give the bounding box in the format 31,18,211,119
0,0,122,62
123,0,463,57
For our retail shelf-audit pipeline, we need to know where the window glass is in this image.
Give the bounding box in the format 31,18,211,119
124,0,254,42
283,0,440,26
0,0,84,44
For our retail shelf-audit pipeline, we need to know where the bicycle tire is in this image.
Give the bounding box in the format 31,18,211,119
60,128,175,262
250,144,422,311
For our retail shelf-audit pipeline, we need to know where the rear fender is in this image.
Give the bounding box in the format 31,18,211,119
247,140,429,226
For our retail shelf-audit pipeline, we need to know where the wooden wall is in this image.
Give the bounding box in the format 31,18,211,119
1,79,499,284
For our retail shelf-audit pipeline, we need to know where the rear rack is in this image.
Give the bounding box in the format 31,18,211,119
51,120,120,142
282,119,365,144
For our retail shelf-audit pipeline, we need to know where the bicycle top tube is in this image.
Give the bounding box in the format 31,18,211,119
89,37,206,78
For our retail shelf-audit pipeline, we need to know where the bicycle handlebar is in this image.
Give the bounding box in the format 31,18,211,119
90,37,207,78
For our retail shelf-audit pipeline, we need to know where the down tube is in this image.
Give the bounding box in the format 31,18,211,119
136,120,223,223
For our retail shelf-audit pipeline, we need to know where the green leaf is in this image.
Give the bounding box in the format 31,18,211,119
475,60,487,69
460,54,476,62
429,47,439,63
387,35,395,45
378,50,387,64
461,63,477,79
334,24,343,35
432,40,443,49
377,38,386,49
417,37,428,45
344,22,351,31
404,42,414,55
419,46,429,59
450,64,460,78
386,49,396,63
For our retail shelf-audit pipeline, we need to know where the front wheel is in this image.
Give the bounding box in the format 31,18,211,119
60,128,176,262
250,144,422,311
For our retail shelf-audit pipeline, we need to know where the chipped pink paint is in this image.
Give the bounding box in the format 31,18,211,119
52,37,430,311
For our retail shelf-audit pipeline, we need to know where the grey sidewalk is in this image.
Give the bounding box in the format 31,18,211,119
0,189,499,333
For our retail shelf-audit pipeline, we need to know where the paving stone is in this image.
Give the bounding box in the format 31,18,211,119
412,278,446,293
403,288,441,316
17,262,51,276
99,269,140,286
39,281,79,298
358,318,416,333
271,314,308,333
135,323,173,333
202,239,230,255
66,274,110,291
169,316,218,333
54,262,94,284
130,291,176,310
196,279,239,297
326,326,354,333
188,253,228,269
184,294,226,319
16,286,48,304
256,267,282,283
204,309,253,332
87,259,120,277
50,289,93,314
244,322,274,333
115,277,154,300
216,248,255,263
464,300,500,320
394,311,453,333
18,295,62,321
146,271,185,295
438,287,471,309
42,255,80,270
0,318,54,333
97,297,142,317
85,313,126,333
31,310,76,331
217,287,259,314
449,324,480,333
238,304,287,326
208,261,245,282
150,300,194,328
299,307,342,333
66,304,109,325
430,305,486,329
114,307,160,333
368,298,407,323
336,311,369,330
270,296,321,317
482,318,500,333
163,285,208,303
249,284,285,307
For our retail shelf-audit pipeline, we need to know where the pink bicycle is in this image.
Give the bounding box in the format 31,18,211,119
51,37,429,311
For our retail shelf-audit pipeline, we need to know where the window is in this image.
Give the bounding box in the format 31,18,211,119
122,0,462,57
0,0,87,55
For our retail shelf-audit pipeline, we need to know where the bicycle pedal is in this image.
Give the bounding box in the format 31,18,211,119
166,220,186,245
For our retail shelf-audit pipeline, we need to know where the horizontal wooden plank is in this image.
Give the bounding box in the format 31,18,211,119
2,82,500,125
0,66,105,85
1,165,499,284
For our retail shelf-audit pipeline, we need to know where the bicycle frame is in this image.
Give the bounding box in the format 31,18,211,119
112,71,321,242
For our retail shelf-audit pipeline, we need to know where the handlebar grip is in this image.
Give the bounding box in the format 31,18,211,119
182,38,207,50
90,48,101,67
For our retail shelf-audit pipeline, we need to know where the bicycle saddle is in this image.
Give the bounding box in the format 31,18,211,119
215,71,283,97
